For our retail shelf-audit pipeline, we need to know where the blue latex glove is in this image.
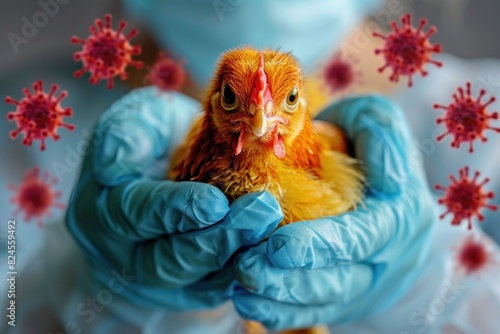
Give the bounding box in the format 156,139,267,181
123,0,383,87
66,87,283,309
233,96,437,329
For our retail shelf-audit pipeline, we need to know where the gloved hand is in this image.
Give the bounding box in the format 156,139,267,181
233,96,437,329
66,87,283,309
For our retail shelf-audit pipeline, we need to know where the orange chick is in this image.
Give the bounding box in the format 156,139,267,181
169,47,364,334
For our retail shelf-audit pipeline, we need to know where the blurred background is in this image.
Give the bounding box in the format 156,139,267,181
2,0,500,73
0,0,499,333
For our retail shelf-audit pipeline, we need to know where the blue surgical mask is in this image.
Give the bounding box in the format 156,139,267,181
124,0,383,87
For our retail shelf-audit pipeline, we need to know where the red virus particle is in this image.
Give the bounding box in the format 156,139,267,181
434,82,500,153
322,52,361,94
8,167,65,227
71,14,144,89
453,234,497,277
373,13,443,87
146,52,186,93
5,81,75,151
435,166,498,230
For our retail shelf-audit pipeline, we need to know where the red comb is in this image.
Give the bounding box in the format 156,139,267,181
250,53,273,108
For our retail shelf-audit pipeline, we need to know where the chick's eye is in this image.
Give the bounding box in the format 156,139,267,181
221,83,238,111
285,86,299,112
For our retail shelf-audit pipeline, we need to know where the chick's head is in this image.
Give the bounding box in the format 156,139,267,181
205,47,307,158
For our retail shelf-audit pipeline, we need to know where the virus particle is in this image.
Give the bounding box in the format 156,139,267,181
435,166,498,230
5,81,75,151
146,52,186,92
434,82,500,153
322,52,361,94
8,167,65,227
71,14,144,89
373,13,443,87
453,234,497,277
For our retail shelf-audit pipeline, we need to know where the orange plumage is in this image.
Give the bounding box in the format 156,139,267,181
169,47,364,227
169,48,364,334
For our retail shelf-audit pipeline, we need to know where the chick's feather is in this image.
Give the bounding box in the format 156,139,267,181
169,47,364,226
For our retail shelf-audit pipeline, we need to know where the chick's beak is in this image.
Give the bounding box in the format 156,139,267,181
231,103,286,138
248,104,271,137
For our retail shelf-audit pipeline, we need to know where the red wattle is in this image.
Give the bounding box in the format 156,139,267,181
272,127,285,158
233,126,245,155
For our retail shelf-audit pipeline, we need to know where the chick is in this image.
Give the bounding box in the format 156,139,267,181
169,47,364,334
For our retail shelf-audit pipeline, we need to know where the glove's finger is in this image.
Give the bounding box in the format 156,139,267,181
93,88,201,186
134,191,284,287
234,243,373,305
316,96,411,196
129,265,238,310
100,180,230,240
233,291,349,330
267,177,435,269
179,265,238,309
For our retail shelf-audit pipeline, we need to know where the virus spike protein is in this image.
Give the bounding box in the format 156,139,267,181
5,81,75,151
322,52,361,93
8,167,65,227
435,166,498,230
453,234,498,277
434,82,500,153
373,13,443,87
146,52,186,92
71,14,144,89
